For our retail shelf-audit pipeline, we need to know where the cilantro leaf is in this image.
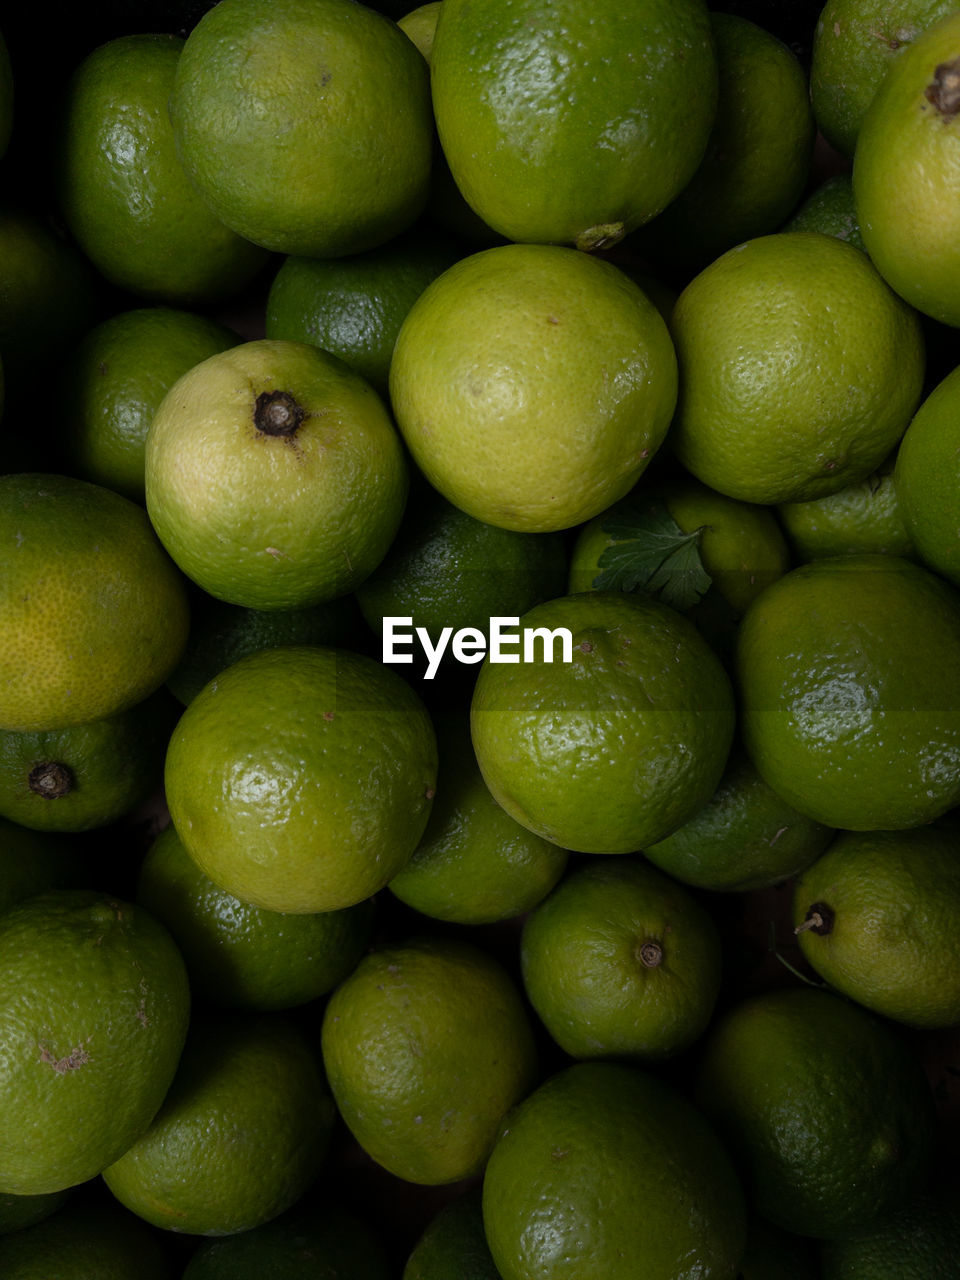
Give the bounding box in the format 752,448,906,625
591,499,713,612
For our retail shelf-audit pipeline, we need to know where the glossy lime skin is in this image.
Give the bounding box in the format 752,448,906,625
0,890,190,1196
784,174,865,251
57,35,267,303
431,0,718,246
482,1061,747,1280
779,453,914,561
895,361,960,585
695,988,936,1239
164,645,437,913
738,555,960,829
471,592,736,854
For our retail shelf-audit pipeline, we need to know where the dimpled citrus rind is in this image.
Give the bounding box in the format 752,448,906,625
321,937,538,1185
482,1061,747,1280
0,474,190,732
164,645,437,914
669,232,925,505
145,338,408,610
470,592,736,853
170,0,433,257
0,889,190,1196
737,555,960,830
431,0,718,246
895,362,960,585
389,244,678,533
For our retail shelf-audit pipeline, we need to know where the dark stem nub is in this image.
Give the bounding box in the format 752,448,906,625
794,901,835,937
925,57,960,118
28,761,74,799
638,939,663,969
254,389,305,438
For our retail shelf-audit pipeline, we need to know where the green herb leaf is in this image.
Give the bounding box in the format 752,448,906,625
591,499,712,612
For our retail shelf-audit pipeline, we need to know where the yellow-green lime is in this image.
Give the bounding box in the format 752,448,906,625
784,173,865,252
389,243,678,533
183,1200,391,1279
811,0,959,156
145,338,408,610
397,2,441,60
669,232,925,504
166,589,365,706
55,307,239,504
634,12,815,270
854,10,960,325
694,987,936,1238
521,857,722,1061
0,1195,174,1279
778,451,915,561
0,818,83,914
481,1061,747,1280
820,1184,960,1279
736,555,960,829
355,479,568,664
403,1189,500,1280
56,35,268,304
0,690,175,832
470,592,735,854
0,473,190,732
164,645,437,913
793,826,960,1028
388,715,569,925
430,0,718,248
170,0,434,256
321,936,538,1185
265,228,460,397
0,889,190,1196
137,823,375,1010
895,360,960,584
643,748,834,893
103,1013,336,1236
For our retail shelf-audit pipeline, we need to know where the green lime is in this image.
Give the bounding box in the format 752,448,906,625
669,232,925,505
265,228,459,397
793,826,960,1028
820,1183,960,1278
643,748,835,893
470,592,735,854
0,1194,174,1279
164,645,437,913
56,34,268,304
355,481,568,664
0,473,190,732
784,173,865,252
388,716,568,925
482,1061,747,1280
0,1188,70,1237
389,243,678,533
321,936,538,1185
403,1189,500,1280
695,987,936,1238
183,1200,391,1279
811,0,958,156
170,0,433,256
55,307,239,504
778,451,915,561
431,0,718,247
0,690,175,832
0,889,190,1195
520,857,722,1061
0,818,84,915
167,589,366,705
397,2,441,61
736,555,960,829
634,12,815,270
137,823,375,1010
103,1012,336,1236
895,360,960,586
145,338,408,609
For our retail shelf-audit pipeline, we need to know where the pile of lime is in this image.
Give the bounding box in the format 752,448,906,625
3,0,960,1275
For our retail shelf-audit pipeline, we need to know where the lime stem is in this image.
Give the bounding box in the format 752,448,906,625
254,389,305,437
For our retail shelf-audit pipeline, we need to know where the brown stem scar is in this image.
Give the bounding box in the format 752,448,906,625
925,57,960,117
254,389,305,437
28,761,74,799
